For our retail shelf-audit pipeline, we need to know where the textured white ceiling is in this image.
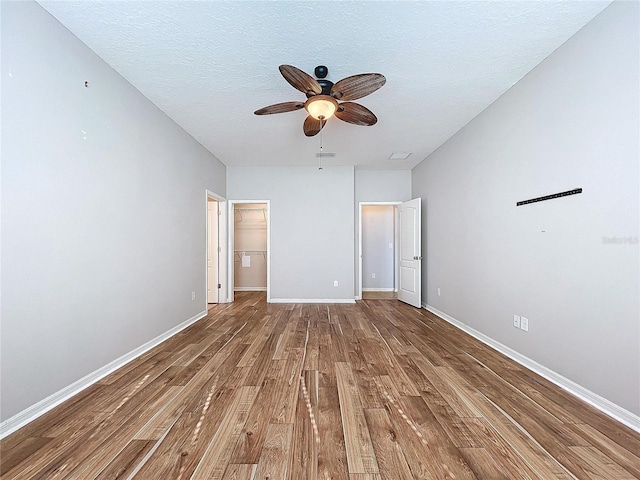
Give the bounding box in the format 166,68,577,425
38,1,610,169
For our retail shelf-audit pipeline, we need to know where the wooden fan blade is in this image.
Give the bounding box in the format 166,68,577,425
331,73,386,101
303,115,325,137
279,65,322,96
254,102,304,115
335,102,377,126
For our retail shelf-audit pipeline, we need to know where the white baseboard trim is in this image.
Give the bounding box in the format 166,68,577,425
234,287,267,292
355,296,362,301
423,304,640,433
269,298,356,304
362,288,395,292
0,309,208,439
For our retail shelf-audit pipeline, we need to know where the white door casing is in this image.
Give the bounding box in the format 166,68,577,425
398,198,422,308
207,200,219,303
228,200,271,303
357,202,402,300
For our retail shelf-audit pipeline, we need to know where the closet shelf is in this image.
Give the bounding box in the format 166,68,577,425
234,250,267,262
235,208,267,222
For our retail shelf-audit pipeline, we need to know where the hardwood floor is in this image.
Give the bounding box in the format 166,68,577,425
361,291,397,300
2,292,639,479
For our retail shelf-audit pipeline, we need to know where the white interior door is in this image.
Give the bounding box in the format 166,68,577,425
398,198,422,308
207,200,219,303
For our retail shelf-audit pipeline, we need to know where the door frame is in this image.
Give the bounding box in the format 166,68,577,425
227,200,271,303
206,190,227,304
357,201,402,300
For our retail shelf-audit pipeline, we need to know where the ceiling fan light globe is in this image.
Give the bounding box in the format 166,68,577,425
305,95,338,120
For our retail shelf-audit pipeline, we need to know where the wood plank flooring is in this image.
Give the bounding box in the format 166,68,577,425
2,292,639,479
361,291,397,300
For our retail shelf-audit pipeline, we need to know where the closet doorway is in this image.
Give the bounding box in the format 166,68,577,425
229,201,270,302
358,202,401,300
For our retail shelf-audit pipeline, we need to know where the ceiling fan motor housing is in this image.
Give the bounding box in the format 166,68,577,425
316,79,334,96
310,65,333,97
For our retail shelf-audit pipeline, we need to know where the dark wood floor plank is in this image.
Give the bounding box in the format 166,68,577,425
0,387,94,455
569,445,637,479
190,385,259,479
253,423,293,480
243,333,280,387
0,436,53,476
458,447,511,480
395,394,479,480
364,408,414,480
317,383,350,479
461,416,543,479
93,439,154,480
5,378,180,479
229,379,278,464
288,370,319,479
571,423,640,478
58,384,185,479
270,347,304,424
335,362,379,474
465,394,576,479
221,463,257,479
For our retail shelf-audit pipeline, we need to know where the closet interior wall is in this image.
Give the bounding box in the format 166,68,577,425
362,205,396,291
234,203,267,291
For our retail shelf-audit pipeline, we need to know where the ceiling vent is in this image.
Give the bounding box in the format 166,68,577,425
389,152,412,160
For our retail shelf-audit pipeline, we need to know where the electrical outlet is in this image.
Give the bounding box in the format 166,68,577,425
372,273,376,278
513,315,520,328
333,280,338,287
388,243,393,249
520,317,529,331
437,287,441,297
191,291,196,301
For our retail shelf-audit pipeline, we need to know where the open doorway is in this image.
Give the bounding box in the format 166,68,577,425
228,201,270,303
358,202,401,300
207,191,227,305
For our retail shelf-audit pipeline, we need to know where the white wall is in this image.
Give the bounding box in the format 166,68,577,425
1,2,226,422
362,206,395,290
355,170,411,203
227,166,354,301
412,1,639,416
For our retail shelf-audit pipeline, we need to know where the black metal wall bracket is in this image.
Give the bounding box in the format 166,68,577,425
517,188,582,206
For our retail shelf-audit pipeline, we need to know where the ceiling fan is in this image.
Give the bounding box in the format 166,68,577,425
254,65,386,137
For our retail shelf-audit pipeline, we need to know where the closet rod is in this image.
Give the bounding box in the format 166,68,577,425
234,207,267,222
234,251,267,261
